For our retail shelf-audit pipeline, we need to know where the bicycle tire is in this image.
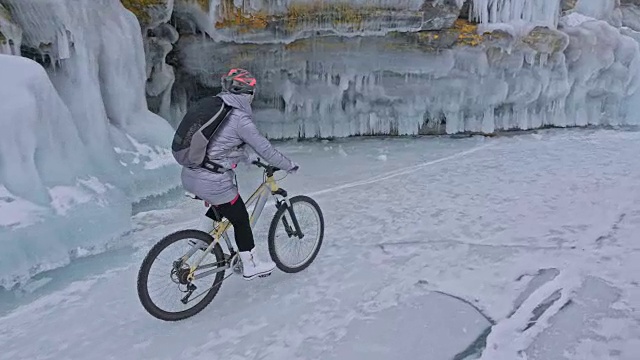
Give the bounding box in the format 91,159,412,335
137,230,225,321
268,195,324,273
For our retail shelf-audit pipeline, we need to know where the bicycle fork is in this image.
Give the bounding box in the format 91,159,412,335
277,198,305,239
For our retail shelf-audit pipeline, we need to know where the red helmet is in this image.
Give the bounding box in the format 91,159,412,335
221,68,256,95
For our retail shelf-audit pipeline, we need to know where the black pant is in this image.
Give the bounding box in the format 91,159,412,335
214,196,255,252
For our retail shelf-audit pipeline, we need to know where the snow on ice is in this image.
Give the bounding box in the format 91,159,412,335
0,186,48,229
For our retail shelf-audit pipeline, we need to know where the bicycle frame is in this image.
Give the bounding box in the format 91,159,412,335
183,172,288,281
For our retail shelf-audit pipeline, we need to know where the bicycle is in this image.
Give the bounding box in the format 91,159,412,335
136,160,325,321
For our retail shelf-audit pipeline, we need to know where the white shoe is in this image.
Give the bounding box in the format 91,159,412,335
239,248,276,280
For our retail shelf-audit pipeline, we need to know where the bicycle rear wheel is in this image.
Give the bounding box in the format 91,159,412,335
137,230,225,321
268,195,324,273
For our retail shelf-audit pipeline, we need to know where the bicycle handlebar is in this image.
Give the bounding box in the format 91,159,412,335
251,159,280,174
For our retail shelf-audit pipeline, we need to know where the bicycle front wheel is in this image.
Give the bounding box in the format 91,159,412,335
268,195,324,273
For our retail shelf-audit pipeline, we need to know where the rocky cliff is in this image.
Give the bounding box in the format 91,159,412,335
121,0,640,138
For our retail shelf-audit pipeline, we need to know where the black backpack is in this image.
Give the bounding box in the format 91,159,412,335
171,96,233,168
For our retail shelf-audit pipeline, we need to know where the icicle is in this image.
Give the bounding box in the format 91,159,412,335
56,28,70,59
471,0,562,28
482,107,496,133
540,53,548,68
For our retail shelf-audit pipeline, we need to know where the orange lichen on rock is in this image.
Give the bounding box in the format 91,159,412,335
453,19,483,46
214,0,269,32
388,19,484,51
197,0,210,12
121,0,165,24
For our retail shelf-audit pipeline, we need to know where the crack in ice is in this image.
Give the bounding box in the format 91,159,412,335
308,143,493,197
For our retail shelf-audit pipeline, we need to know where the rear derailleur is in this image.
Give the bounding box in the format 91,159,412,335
171,260,197,304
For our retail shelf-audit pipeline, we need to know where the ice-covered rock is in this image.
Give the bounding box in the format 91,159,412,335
121,0,178,124
172,14,640,138
562,0,578,13
144,23,178,121
173,0,217,35
0,4,21,55
0,0,180,290
0,54,131,290
177,0,567,43
563,0,640,30
469,0,562,28
0,55,89,207
562,18,640,126
215,0,462,43
2,0,179,197
121,0,174,30
573,0,622,27
621,0,640,31
173,0,464,43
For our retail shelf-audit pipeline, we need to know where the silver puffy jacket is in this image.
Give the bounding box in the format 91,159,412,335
181,92,295,205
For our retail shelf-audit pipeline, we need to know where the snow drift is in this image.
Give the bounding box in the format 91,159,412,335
0,0,180,290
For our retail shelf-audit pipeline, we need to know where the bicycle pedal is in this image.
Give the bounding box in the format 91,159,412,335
258,273,271,278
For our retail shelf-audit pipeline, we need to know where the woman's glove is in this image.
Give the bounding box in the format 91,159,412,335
288,162,300,174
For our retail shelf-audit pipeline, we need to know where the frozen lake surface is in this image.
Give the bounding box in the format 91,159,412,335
1,129,639,360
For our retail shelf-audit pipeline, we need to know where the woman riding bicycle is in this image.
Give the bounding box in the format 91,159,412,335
181,68,299,280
